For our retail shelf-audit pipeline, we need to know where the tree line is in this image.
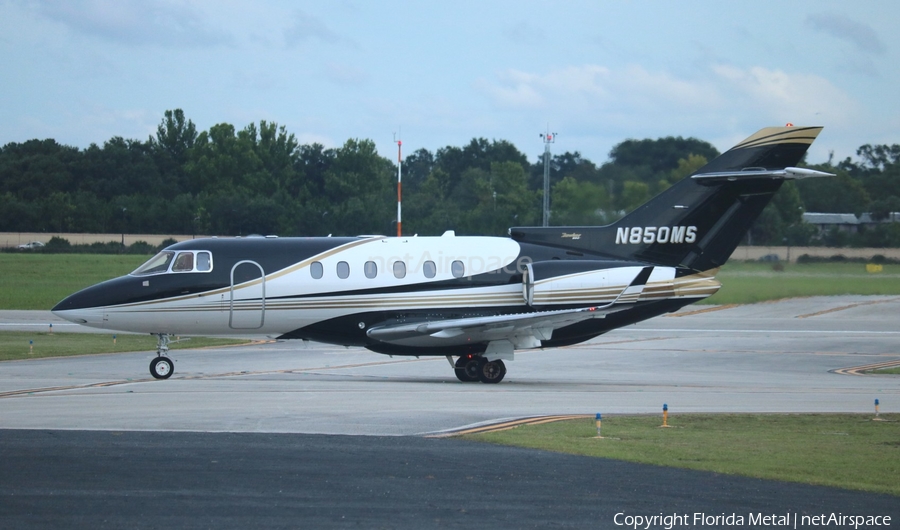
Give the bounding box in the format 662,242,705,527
1,109,899,246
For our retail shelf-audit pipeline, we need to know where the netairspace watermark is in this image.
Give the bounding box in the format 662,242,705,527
614,512,892,529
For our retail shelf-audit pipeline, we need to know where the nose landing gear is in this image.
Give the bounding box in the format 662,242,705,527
150,333,174,380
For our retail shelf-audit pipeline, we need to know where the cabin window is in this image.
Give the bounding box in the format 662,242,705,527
393,261,406,279
451,260,465,278
337,261,350,279
364,261,377,279
310,261,323,279
423,260,436,278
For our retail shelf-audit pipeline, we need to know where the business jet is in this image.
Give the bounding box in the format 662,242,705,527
52,126,832,383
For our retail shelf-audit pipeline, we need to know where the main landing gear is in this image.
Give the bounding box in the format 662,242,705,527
149,333,174,380
452,354,506,384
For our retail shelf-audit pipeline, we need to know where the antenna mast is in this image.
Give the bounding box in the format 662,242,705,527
394,130,402,237
540,128,557,227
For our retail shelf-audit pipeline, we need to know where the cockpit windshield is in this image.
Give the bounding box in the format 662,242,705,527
132,251,175,275
131,251,213,276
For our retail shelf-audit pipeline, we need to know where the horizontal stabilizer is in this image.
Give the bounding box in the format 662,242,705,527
691,166,835,181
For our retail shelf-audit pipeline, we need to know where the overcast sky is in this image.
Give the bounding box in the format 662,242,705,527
2,1,897,166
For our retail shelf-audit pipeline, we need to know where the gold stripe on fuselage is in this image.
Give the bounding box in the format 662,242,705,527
111,269,721,316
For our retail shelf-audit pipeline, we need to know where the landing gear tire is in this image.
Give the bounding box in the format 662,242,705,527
478,359,506,384
454,355,481,382
150,356,174,379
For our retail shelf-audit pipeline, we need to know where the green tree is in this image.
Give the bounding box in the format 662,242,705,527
435,138,528,199
80,137,167,199
255,121,300,195
551,176,610,226
0,139,79,201
609,136,719,174
153,109,198,162
185,123,263,195
795,168,870,214
70,191,112,233
528,151,602,191
401,148,435,195
403,168,452,235
749,182,806,245
0,192,36,231
39,192,75,232
619,181,651,212
322,139,394,235
150,109,198,194
670,154,709,183
485,161,538,234
869,196,900,221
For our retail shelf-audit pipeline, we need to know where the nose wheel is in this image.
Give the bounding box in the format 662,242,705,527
150,356,174,379
150,333,174,379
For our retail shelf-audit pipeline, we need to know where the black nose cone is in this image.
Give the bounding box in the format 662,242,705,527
52,276,134,312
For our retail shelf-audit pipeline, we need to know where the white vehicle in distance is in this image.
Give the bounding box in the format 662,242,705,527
16,241,45,250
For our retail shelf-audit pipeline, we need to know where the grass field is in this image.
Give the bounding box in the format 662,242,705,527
2,254,900,310
0,254,147,310
0,331,247,361
701,261,900,305
465,414,900,496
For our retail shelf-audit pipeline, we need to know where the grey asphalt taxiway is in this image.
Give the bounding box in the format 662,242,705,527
2,296,898,434
2,297,899,528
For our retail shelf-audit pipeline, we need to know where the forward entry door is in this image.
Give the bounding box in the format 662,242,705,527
229,260,265,329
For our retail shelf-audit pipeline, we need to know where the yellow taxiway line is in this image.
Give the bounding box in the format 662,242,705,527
427,414,592,438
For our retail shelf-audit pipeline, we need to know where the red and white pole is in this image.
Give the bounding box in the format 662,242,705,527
396,139,402,237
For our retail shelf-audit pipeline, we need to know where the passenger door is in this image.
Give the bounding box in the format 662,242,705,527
229,260,265,329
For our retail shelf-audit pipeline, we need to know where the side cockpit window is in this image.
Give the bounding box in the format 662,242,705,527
172,252,194,272
196,251,211,272
131,250,213,276
172,251,212,273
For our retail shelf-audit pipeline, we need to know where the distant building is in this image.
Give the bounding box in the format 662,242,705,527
802,213,859,234
802,212,900,236
858,212,900,225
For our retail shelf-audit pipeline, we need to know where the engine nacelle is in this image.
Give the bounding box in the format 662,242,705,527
523,260,649,307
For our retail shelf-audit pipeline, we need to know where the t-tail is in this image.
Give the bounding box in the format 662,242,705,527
510,126,833,272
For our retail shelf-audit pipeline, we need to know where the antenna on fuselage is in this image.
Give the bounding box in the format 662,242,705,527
539,127,557,227
394,129,402,237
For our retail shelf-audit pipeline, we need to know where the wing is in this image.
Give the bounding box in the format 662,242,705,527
366,266,653,352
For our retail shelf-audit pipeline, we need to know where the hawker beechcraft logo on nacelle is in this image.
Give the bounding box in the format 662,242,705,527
615,226,698,245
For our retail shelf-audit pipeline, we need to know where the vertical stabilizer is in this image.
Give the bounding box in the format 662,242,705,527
510,126,830,271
